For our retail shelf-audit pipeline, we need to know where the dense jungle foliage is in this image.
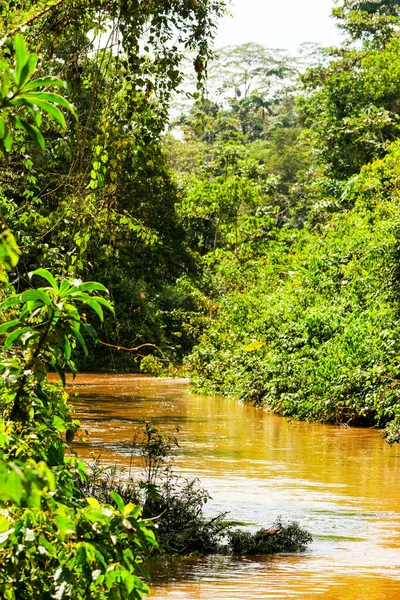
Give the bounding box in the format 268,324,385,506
185,0,400,444
2,0,400,595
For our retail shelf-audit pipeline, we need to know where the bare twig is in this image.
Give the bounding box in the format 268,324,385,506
97,340,161,354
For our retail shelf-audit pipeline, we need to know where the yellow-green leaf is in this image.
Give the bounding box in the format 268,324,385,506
243,341,266,352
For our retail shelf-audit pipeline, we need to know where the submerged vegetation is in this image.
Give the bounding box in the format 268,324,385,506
83,424,312,558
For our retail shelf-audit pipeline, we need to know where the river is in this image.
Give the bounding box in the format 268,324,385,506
69,373,400,599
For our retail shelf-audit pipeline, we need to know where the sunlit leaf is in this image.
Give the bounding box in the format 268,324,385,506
243,341,266,352
0,320,20,335
14,34,29,87
29,268,59,291
23,76,65,91
5,326,33,350
83,298,104,321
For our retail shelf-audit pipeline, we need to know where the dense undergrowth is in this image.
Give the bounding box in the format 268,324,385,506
175,5,400,446
189,142,400,441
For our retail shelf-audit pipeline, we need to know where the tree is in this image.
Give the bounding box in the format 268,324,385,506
0,0,228,365
300,6,400,181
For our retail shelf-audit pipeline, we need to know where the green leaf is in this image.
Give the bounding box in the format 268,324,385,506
93,296,115,314
53,363,66,387
38,535,57,557
81,322,98,340
64,336,71,360
4,468,24,504
71,328,88,356
20,289,51,305
78,282,108,293
5,326,33,350
243,341,266,352
19,300,42,321
0,296,23,311
84,298,104,321
0,118,8,141
29,269,59,291
19,54,38,89
27,92,76,118
67,359,78,377
0,319,20,335
0,515,10,534
86,497,99,508
54,515,76,536
23,76,65,91
17,96,66,128
59,280,72,295
110,491,125,512
14,117,45,152
14,34,29,87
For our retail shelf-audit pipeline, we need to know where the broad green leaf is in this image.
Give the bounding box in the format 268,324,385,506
72,328,88,356
0,515,10,533
29,268,58,291
0,119,12,155
27,92,76,117
54,515,75,536
2,130,12,153
84,298,103,321
20,288,51,305
14,34,29,87
0,319,20,335
110,491,125,512
0,296,23,311
19,300,43,321
93,296,115,314
23,76,65,91
78,282,108,292
17,96,66,128
243,341,266,352
81,322,98,340
38,535,57,557
5,326,33,350
14,118,45,152
59,280,72,295
86,497,99,508
0,231,20,270
64,335,71,360
0,118,8,140
53,363,66,387
19,54,38,89
3,469,24,504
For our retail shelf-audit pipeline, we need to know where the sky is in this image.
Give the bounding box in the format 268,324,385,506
214,0,343,52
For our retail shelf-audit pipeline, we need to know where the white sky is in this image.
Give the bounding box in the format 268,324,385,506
214,0,343,52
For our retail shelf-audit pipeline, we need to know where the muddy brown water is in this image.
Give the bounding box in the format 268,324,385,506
66,373,400,599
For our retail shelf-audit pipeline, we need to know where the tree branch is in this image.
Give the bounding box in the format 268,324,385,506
98,340,162,354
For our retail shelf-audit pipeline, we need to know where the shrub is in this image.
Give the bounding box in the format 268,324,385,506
228,521,313,555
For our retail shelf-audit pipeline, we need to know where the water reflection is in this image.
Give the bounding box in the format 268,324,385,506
65,374,400,599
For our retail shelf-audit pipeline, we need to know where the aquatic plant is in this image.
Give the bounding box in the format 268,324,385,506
83,424,313,557
227,521,313,555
